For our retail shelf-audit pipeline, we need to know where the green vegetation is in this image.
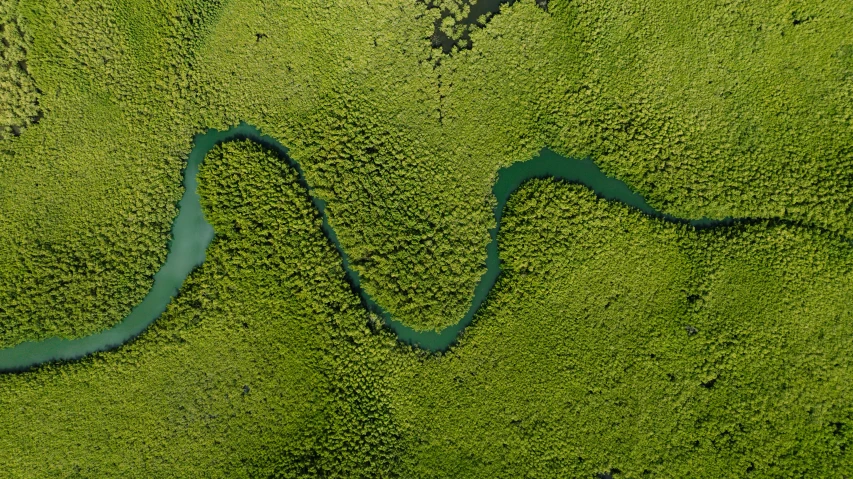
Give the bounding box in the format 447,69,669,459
1,0,852,476
4,0,850,337
4,146,851,475
0,141,401,477
424,0,535,52
392,180,853,476
0,0,40,139
548,0,853,227
0,0,222,347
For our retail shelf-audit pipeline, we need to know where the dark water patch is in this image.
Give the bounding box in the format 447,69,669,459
597,469,620,479
425,0,546,53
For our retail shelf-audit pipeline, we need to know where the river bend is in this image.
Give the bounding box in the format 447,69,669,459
0,123,730,372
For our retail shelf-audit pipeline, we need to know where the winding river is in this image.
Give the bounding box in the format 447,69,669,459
0,123,730,372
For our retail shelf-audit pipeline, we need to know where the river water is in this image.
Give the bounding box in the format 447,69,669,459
0,123,727,371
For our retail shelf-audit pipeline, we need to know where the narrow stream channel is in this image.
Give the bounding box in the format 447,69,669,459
0,123,730,372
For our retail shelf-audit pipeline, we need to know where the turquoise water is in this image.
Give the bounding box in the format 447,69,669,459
0,123,729,371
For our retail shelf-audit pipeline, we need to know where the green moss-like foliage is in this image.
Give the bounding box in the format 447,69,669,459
1,0,852,475
0,0,226,347
2,0,850,337
3,143,851,476
392,180,853,477
548,0,853,225
0,141,400,477
0,0,40,139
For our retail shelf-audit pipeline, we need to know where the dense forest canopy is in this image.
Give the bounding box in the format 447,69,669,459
0,0,851,476
0,0,40,139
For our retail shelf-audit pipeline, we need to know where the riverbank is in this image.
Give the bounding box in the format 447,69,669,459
0,122,734,371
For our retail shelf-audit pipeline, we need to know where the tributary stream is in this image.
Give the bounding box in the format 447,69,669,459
0,123,728,371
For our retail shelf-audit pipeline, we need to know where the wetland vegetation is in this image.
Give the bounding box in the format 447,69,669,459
0,0,40,138
0,0,852,477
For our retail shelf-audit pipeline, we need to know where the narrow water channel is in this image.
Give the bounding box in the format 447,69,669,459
0,123,729,372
